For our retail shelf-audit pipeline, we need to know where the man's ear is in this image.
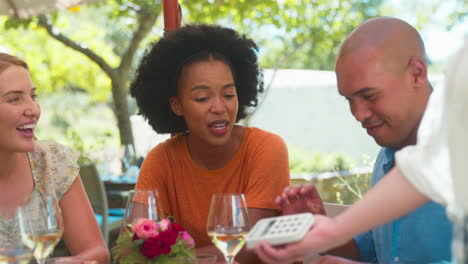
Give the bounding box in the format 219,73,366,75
169,96,183,116
408,56,427,88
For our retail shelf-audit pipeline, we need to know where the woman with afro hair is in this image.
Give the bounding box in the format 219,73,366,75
131,24,290,263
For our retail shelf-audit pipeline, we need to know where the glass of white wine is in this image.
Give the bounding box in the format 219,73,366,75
18,191,64,264
206,193,250,264
0,241,34,264
45,257,88,263
0,205,34,264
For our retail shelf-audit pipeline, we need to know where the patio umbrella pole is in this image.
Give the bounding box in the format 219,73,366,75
163,0,180,33
163,0,181,138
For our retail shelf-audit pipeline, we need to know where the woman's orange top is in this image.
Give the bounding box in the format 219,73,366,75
136,127,291,247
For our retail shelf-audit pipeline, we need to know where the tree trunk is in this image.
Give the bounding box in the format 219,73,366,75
111,76,134,145
36,9,161,147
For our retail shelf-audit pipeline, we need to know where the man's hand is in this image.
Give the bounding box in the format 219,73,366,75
311,256,366,264
277,184,326,215
253,215,348,264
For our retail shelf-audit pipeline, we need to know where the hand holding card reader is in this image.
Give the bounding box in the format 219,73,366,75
245,213,314,249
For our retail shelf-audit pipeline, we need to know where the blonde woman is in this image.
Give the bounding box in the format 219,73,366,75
0,53,109,263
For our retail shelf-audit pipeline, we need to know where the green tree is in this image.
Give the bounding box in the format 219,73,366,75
380,0,467,30
0,16,115,101
3,0,385,145
4,0,463,145
5,0,162,146
182,0,383,70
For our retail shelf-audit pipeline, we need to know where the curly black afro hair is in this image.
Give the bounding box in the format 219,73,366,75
130,24,264,134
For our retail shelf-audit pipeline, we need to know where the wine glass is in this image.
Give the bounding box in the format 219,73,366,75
121,190,164,231
121,144,136,173
206,193,250,264
0,241,33,264
45,257,89,263
18,191,64,264
0,206,34,264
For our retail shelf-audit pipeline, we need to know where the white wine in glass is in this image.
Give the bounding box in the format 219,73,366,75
207,193,250,264
0,245,34,264
19,191,64,264
0,205,34,264
45,257,88,263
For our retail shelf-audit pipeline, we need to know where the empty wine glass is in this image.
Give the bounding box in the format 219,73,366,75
18,191,64,264
206,193,250,264
121,144,136,173
0,206,34,264
121,190,164,231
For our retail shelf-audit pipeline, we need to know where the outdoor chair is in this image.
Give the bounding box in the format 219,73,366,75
80,164,123,246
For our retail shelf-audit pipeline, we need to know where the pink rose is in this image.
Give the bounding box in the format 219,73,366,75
159,219,171,231
132,218,158,239
181,231,195,247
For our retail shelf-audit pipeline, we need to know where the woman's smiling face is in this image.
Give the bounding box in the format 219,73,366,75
170,58,238,147
0,66,40,153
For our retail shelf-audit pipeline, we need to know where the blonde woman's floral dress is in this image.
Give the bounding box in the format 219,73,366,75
0,141,79,246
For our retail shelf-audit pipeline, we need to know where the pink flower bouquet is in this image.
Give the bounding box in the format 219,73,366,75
112,218,195,264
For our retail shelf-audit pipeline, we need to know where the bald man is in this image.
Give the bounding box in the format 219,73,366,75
333,16,452,264
255,17,452,264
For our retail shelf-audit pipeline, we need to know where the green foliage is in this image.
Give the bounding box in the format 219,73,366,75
112,229,195,264
66,129,92,165
35,91,119,164
111,231,147,264
0,0,463,148
447,0,467,29
289,149,353,174
379,0,467,31
182,0,383,70
1,0,164,145
292,172,371,205
0,16,114,101
289,149,374,205
4,17,33,29
66,1,162,58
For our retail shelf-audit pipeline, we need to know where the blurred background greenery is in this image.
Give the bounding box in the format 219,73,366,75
289,149,373,205
0,0,465,206
1,0,465,149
